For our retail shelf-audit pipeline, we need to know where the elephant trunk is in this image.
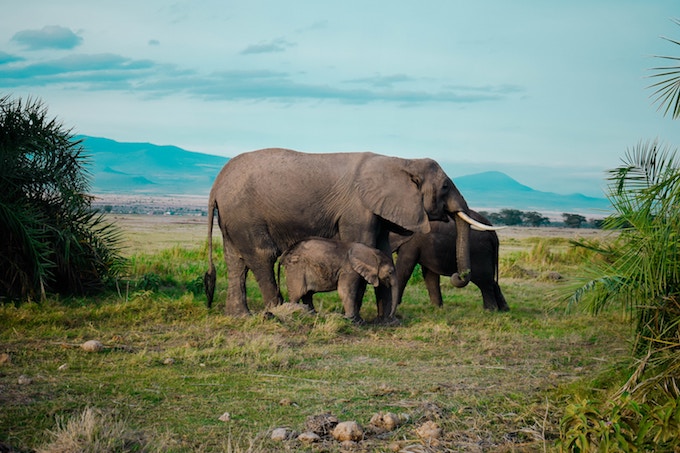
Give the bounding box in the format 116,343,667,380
450,213,471,288
388,275,400,318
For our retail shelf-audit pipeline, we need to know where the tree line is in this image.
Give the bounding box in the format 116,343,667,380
478,209,604,228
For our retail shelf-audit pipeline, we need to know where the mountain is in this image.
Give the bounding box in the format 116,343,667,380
78,135,228,195
79,136,610,216
452,171,611,215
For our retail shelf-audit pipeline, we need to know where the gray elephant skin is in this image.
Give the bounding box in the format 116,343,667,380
278,237,398,321
389,210,509,311
204,147,488,322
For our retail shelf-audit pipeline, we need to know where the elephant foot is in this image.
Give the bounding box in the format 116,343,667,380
223,301,251,317
346,315,365,325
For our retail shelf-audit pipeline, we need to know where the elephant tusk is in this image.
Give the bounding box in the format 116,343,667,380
457,211,506,231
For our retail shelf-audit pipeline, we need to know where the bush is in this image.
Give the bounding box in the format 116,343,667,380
0,96,124,301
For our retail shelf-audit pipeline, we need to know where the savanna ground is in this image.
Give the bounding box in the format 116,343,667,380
0,213,632,452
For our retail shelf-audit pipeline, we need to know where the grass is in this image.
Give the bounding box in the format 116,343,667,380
0,217,633,452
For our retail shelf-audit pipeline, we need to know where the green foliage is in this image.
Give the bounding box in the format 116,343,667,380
648,19,680,119
569,142,680,414
0,96,124,301
0,232,632,452
557,393,680,452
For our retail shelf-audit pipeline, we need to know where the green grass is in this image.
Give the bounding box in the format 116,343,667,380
0,220,633,452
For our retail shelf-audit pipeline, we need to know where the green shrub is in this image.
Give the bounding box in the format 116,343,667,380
557,393,680,452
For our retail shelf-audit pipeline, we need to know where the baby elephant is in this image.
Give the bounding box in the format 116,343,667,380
279,237,398,323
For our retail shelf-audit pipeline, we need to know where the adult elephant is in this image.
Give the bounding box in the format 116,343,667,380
389,210,509,311
204,148,494,322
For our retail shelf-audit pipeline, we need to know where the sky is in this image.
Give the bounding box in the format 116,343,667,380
2,1,680,198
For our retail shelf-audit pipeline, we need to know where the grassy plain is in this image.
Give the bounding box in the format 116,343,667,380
0,215,632,452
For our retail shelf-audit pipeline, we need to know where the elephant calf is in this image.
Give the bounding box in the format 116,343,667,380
279,237,398,323
389,211,509,311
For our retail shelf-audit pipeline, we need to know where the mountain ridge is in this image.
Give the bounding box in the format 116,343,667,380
79,136,610,216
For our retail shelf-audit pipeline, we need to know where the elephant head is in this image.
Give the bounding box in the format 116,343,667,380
348,243,399,317
355,155,494,288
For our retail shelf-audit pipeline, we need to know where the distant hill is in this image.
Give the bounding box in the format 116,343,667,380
78,136,228,196
452,171,611,215
79,136,610,216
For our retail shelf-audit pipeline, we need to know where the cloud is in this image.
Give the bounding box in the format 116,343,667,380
11,25,83,50
0,51,23,65
0,53,160,88
346,74,417,88
148,39,160,46
0,53,520,105
240,37,296,55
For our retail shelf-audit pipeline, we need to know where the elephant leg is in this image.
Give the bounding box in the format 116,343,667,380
301,292,315,312
338,273,365,323
475,275,506,311
249,256,284,309
394,256,417,307
223,240,250,316
494,283,510,311
374,285,392,320
422,267,444,307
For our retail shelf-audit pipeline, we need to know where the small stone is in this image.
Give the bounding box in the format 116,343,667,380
415,420,442,441
271,427,293,441
297,431,321,443
81,340,104,352
58,363,68,371
163,357,175,365
331,421,363,442
18,375,32,385
218,412,231,422
279,398,294,406
0,353,10,365
369,412,401,431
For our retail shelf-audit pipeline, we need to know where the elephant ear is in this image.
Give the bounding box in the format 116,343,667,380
348,244,381,287
355,155,430,234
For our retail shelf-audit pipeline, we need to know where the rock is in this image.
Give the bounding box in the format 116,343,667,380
340,440,359,449
331,421,363,442
162,357,175,365
58,364,68,371
415,420,442,441
0,353,10,365
218,412,231,422
271,427,293,441
305,412,338,435
81,340,104,352
369,412,401,431
297,431,321,443
17,375,32,385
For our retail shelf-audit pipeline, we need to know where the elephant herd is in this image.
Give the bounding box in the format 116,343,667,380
204,148,507,324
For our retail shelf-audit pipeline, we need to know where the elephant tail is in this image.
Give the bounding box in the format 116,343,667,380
204,195,217,308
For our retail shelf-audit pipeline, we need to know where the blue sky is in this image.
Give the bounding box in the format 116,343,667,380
2,1,680,197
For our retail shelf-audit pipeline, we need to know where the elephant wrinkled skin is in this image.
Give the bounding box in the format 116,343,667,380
279,237,398,322
389,210,509,311
204,148,488,320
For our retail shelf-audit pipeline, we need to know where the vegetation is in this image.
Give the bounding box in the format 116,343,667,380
0,95,124,301
480,208,601,228
558,19,680,448
0,220,631,452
